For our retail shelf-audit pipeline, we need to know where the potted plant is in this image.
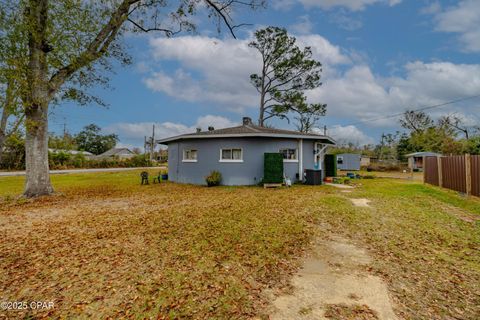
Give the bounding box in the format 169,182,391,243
205,170,222,187
161,169,168,181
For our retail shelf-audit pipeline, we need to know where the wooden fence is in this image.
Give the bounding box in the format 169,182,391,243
424,155,480,197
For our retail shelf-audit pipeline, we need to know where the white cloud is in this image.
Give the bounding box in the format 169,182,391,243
326,125,375,145
298,0,401,11
291,15,314,35
329,9,363,31
431,0,480,52
272,0,296,11
105,115,238,147
420,1,441,15
308,61,480,126
143,34,349,112
142,34,480,130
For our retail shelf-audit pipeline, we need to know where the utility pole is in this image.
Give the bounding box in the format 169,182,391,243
144,136,147,155
323,125,327,136
150,124,155,161
63,117,67,139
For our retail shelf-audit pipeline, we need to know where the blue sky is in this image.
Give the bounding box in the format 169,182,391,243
49,0,480,148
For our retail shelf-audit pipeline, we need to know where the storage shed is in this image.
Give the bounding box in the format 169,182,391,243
406,152,441,171
336,153,361,171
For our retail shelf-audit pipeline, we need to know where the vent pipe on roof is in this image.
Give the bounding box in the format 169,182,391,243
196,127,201,133
242,117,253,126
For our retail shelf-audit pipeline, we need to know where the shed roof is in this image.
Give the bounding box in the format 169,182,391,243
157,123,335,145
405,151,442,157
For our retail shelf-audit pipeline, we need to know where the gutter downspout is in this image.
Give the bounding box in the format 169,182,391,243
298,139,303,182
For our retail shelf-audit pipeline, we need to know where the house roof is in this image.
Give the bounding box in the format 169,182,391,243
157,123,336,145
405,151,442,157
97,147,135,157
48,148,94,156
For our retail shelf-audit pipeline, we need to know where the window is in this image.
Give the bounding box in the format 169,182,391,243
280,148,298,162
337,156,343,165
220,148,243,162
183,149,197,162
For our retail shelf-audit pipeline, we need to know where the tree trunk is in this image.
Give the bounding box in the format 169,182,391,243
24,103,52,197
0,78,16,165
23,0,54,197
259,91,265,127
258,54,267,127
0,106,9,165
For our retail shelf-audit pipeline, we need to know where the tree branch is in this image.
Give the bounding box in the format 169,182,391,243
127,18,179,36
48,0,140,98
204,0,237,39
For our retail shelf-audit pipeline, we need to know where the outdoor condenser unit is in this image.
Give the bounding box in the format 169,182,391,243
305,169,322,185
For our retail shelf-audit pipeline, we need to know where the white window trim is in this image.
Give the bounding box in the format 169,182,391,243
219,148,243,163
280,148,299,163
182,149,198,163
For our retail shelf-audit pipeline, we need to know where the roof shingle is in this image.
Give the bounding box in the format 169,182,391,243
157,123,335,144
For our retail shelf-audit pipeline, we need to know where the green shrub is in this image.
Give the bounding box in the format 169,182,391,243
205,171,222,187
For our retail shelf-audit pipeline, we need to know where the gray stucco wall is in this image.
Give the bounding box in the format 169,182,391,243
166,137,326,185
336,153,361,171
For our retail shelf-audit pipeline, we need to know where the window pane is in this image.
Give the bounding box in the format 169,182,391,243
222,149,232,160
184,150,197,160
280,149,296,160
288,149,296,159
232,149,242,160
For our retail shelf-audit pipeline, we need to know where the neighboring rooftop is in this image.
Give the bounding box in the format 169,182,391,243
405,152,442,157
157,117,336,144
48,149,93,156
96,147,136,157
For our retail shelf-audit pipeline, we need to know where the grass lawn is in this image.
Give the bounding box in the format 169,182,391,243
0,171,479,319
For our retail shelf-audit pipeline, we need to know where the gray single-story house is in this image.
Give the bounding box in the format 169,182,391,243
406,151,441,171
336,153,361,171
157,117,336,185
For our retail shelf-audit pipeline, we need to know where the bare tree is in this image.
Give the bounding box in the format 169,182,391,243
438,114,477,139
399,110,434,133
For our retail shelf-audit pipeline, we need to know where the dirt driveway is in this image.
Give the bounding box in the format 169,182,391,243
269,234,397,320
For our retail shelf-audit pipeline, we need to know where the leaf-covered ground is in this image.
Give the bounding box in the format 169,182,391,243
0,171,479,319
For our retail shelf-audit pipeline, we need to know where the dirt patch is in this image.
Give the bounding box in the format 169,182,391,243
325,183,354,189
436,201,480,223
350,198,371,207
269,235,398,320
324,303,379,320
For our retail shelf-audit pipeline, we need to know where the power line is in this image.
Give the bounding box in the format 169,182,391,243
340,94,480,127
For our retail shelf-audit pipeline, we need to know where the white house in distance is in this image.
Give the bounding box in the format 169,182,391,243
48,149,94,159
95,148,136,160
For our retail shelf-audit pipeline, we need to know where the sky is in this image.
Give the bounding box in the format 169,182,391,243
49,0,480,149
